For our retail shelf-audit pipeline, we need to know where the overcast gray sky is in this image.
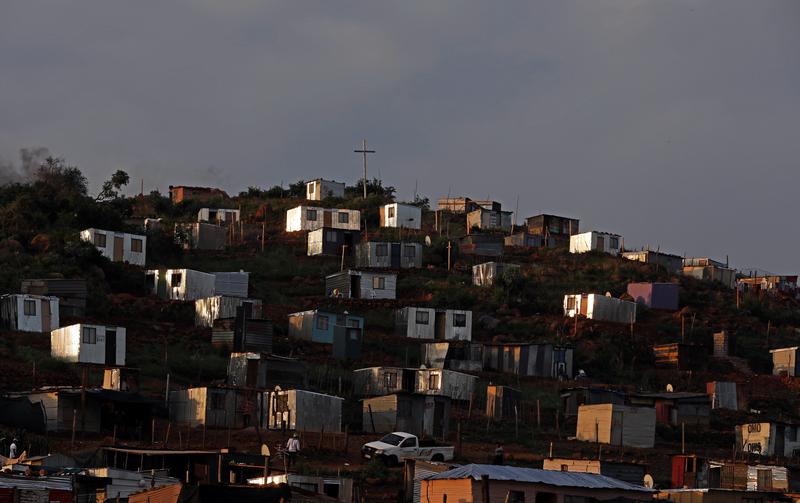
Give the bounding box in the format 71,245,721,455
1,1,798,272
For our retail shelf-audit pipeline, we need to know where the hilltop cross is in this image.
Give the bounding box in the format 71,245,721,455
354,139,375,199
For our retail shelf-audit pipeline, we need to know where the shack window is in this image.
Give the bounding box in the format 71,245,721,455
326,231,338,242
566,296,576,310
376,244,388,257
23,299,36,316
82,327,97,344
609,237,619,249
131,238,143,253
317,315,329,331
308,183,315,194
94,232,107,248
508,491,526,503
307,209,317,221
372,276,386,290
338,212,349,224
347,318,361,328
453,313,467,327
388,206,395,218
428,373,441,390
415,310,430,325
403,245,416,258
171,273,182,288
384,372,397,389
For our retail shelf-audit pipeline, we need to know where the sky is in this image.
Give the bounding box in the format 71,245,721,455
1,1,798,272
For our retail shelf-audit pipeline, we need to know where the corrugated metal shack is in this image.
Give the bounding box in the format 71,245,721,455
353,367,477,401
525,214,580,246
287,309,365,344
212,271,250,298
672,454,792,492
307,228,360,256
226,353,307,390
265,389,343,433
561,387,628,418
738,275,799,296
197,207,239,224
653,343,708,371
504,232,549,248
483,343,573,379
630,392,711,426
80,228,147,266
362,393,451,437
736,422,800,457
770,346,799,376
195,296,262,327
706,381,740,410
285,206,361,232
306,179,345,200
420,342,483,372
212,316,273,353
146,269,216,301
622,250,683,274
542,458,647,486
576,404,656,448
466,207,512,233
0,294,59,333
325,269,397,299
458,234,504,257
169,387,259,428
396,307,472,341
486,385,521,422
174,222,227,250
355,241,422,269
380,203,422,230
472,261,521,287
682,257,737,289
332,325,362,360
627,282,679,311
437,197,475,213
21,278,87,317
569,231,622,256
563,294,637,324
713,331,733,358
51,323,126,366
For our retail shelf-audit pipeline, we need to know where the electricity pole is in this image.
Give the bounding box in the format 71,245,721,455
354,139,375,199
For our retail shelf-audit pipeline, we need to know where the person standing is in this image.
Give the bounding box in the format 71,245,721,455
286,433,300,468
9,438,18,459
493,443,504,465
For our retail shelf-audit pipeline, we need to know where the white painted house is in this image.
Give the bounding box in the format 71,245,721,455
563,293,637,324
569,231,622,256
197,208,240,224
80,228,146,266
146,268,216,301
0,294,59,333
380,203,422,230
51,323,126,366
306,179,345,200
285,206,361,232
395,307,472,341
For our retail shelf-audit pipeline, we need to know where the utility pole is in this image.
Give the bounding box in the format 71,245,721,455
354,139,375,199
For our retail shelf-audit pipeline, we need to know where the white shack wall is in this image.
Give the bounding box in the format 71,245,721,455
286,206,361,232
1,294,59,332
383,204,422,229
569,231,621,256
80,228,147,266
402,307,436,339
51,324,126,365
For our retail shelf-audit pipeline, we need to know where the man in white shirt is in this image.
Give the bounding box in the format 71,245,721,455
9,439,18,459
286,433,300,468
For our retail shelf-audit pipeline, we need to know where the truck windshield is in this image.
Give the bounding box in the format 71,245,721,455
379,434,405,446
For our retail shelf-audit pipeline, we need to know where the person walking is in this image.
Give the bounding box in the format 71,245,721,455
286,433,300,468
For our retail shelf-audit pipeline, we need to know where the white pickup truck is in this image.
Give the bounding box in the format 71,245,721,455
361,432,455,466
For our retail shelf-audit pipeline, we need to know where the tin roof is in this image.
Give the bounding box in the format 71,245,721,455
424,464,651,492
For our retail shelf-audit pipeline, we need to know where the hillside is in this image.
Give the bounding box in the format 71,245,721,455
1,164,799,497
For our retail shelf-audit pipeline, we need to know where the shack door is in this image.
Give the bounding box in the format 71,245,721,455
323,211,332,227
595,235,604,252
776,425,786,457
350,274,360,299
246,359,259,387
434,311,446,340
391,243,401,269
580,295,589,316
41,300,51,332
105,329,117,365
113,236,124,261
433,400,445,438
